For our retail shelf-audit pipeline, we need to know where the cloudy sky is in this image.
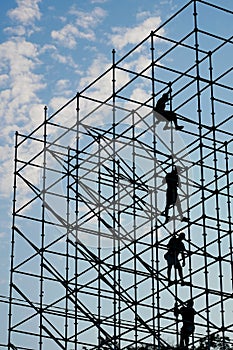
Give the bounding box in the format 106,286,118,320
0,0,232,346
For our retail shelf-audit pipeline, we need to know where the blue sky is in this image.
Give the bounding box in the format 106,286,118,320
0,0,233,348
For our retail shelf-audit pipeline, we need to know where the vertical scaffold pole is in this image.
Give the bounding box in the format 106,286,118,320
112,48,118,349
193,1,210,346
8,131,19,350
74,92,80,350
150,30,160,349
208,51,225,344
117,158,121,350
132,110,138,348
224,141,233,291
97,134,101,349
65,147,71,350
185,165,194,346
39,106,47,350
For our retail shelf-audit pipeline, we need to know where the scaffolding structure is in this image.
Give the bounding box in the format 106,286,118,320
8,1,233,349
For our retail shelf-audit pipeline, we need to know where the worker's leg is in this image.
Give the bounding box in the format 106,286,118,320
164,204,170,223
176,194,189,222
176,194,183,218
185,333,190,347
174,261,184,286
177,263,183,282
167,264,172,282
180,330,185,348
166,111,184,130
163,121,170,130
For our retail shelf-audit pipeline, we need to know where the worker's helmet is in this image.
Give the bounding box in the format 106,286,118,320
172,165,181,173
179,232,185,240
187,299,194,307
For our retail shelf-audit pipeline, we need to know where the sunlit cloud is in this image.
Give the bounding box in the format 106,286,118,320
51,24,95,48
91,0,108,3
51,7,107,48
7,0,42,26
110,16,163,50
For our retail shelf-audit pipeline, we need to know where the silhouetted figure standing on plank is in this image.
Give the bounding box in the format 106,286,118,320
174,299,196,349
164,232,186,286
153,91,184,130
162,166,186,224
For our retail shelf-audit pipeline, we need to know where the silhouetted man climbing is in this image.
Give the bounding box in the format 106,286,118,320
174,299,196,349
164,232,186,286
153,91,184,130
162,166,186,224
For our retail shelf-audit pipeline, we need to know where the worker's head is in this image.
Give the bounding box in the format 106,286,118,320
162,92,169,99
172,165,181,174
187,299,194,307
179,232,185,240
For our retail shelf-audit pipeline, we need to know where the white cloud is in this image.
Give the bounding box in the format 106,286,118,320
55,53,80,72
51,24,79,49
0,147,13,198
51,7,107,48
122,54,151,74
28,103,46,128
56,79,70,90
0,39,45,123
39,44,79,69
136,11,151,20
51,24,94,49
110,16,163,50
160,0,174,5
129,87,150,106
4,25,26,36
0,74,9,88
73,7,107,29
54,80,73,97
8,0,41,26
49,96,71,113
0,37,45,199
91,0,108,3
40,43,56,53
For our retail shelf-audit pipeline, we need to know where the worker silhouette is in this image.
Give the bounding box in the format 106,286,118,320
162,165,187,224
174,299,196,349
164,232,186,286
153,91,184,130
